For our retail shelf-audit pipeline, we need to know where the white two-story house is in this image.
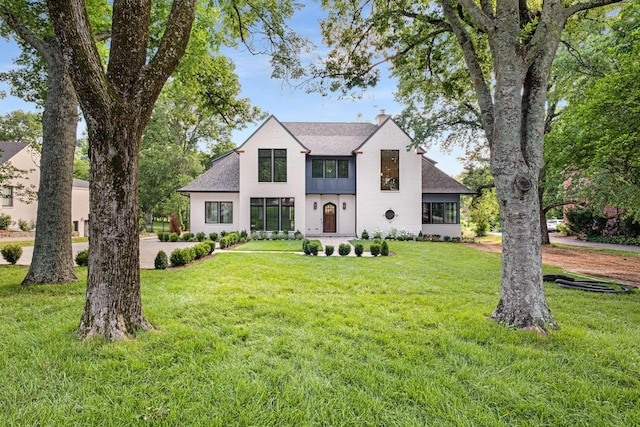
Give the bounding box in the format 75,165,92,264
179,112,473,238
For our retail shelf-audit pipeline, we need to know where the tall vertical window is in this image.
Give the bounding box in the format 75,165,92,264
422,202,459,224
1,187,13,207
381,150,399,190
250,197,295,231
258,149,287,182
205,201,233,224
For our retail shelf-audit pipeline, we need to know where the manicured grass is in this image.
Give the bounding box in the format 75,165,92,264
232,239,305,252
1,242,639,425
0,236,88,249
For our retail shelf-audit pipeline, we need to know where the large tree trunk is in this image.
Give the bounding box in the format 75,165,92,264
486,15,558,332
78,105,151,339
47,0,196,340
22,42,78,285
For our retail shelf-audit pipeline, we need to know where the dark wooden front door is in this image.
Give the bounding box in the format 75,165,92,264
323,203,336,233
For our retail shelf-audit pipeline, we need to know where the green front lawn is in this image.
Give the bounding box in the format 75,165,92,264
1,242,639,425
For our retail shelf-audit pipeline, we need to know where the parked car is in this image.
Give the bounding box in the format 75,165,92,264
546,218,564,232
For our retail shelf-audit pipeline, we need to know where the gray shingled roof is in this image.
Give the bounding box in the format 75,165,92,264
0,141,29,165
422,157,475,194
177,151,239,192
281,122,379,156
73,179,89,189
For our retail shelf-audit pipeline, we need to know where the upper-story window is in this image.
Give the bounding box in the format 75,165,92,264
380,150,399,191
312,159,349,178
258,149,287,182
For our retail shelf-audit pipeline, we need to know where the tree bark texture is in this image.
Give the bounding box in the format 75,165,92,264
78,105,150,340
47,0,196,340
22,39,79,285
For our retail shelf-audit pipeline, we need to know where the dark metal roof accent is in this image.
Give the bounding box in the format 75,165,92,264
177,150,240,193
422,157,475,194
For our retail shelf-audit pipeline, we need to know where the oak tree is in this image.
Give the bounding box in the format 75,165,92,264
314,0,622,331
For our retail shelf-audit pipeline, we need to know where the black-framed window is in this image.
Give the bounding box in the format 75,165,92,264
250,197,294,231
205,201,233,224
422,202,459,224
381,150,399,190
258,149,287,182
1,187,13,207
311,159,349,178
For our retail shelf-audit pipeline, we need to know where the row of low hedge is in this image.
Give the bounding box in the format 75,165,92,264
219,232,240,249
157,232,218,242
302,240,390,257
586,235,640,246
157,241,216,269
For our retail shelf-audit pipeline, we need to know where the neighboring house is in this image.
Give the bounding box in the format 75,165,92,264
0,141,90,235
179,112,474,238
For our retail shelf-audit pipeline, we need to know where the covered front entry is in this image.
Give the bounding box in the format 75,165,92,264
323,203,336,233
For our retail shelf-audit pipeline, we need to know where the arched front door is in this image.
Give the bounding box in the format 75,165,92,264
323,203,336,233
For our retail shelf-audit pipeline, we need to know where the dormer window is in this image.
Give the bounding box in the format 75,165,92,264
380,150,399,191
258,149,287,182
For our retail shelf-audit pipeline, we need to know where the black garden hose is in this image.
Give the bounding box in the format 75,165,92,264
543,274,632,294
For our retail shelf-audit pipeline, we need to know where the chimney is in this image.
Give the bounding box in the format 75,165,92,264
375,109,391,126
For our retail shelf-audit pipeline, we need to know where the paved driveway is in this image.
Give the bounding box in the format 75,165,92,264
1,238,202,269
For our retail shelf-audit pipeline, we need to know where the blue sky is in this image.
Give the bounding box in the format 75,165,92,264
0,4,464,176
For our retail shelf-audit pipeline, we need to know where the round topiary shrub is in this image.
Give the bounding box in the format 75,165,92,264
169,232,179,242
370,243,381,257
325,245,334,256
338,243,351,256
361,230,369,240
196,232,206,242
302,239,311,255
209,232,218,242
354,243,364,257
75,248,89,266
154,250,168,270
1,244,23,265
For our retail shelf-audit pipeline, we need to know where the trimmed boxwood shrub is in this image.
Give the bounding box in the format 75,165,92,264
1,244,23,265
169,232,179,242
209,232,218,242
381,240,389,256
154,250,168,270
338,243,351,256
194,244,207,259
170,248,188,266
181,232,194,242
308,241,319,256
370,243,381,257
325,245,334,256
0,213,11,230
361,230,369,240
302,239,311,255
354,243,364,257
74,248,89,266
195,232,206,242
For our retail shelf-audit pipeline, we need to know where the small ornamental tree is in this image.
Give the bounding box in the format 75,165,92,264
154,250,168,270
169,213,182,235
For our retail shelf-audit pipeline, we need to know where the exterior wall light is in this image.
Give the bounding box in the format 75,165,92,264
314,202,317,210
342,202,347,210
